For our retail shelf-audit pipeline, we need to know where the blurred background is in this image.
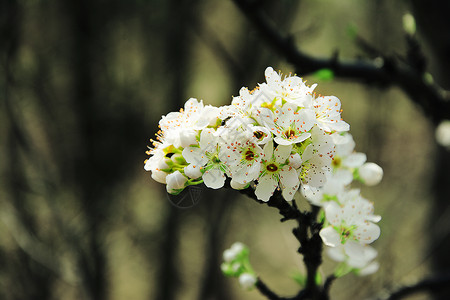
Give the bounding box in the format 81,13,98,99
1,0,450,299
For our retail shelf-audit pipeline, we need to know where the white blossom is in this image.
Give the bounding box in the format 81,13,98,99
239,273,257,290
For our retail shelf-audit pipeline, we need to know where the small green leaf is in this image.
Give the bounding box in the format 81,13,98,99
346,22,358,40
315,272,322,285
313,69,334,81
291,271,306,287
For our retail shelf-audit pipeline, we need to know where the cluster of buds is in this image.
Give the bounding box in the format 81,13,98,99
221,242,257,290
145,67,383,276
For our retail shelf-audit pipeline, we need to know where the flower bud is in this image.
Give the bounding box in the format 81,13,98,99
239,273,257,290
359,162,383,186
223,242,244,262
436,120,450,148
166,171,188,193
171,153,186,165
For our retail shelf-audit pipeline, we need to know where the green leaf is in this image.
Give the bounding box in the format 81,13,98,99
315,271,322,285
313,69,334,81
346,22,358,40
291,271,306,287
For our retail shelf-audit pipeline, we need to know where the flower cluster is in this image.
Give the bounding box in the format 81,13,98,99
145,67,350,201
145,67,383,276
305,133,383,275
221,242,257,290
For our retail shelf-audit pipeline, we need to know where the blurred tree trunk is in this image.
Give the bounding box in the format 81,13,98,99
152,0,198,300
411,1,450,299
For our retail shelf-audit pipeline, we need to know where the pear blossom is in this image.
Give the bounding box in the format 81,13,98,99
327,242,379,272
145,66,383,279
312,95,349,132
257,103,316,146
221,132,264,185
260,67,316,107
255,140,299,201
320,199,381,248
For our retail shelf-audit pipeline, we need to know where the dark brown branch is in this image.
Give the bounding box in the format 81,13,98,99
256,278,292,300
231,0,450,126
378,273,450,300
230,182,331,300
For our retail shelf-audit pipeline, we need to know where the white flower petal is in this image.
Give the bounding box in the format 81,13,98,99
151,170,168,184
320,226,341,247
184,164,203,179
327,245,346,262
344,240,366,259
182,147,208,165
255,175,278,202
324,201,343,226
274,144,292,164
354,222,381,244
343,152,367,168
358,261,379,276
203,168,225,189
279,166,299,189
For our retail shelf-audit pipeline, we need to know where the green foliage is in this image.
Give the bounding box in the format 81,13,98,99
313,68,334,81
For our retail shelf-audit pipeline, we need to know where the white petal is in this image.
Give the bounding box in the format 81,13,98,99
327,245,346,262
151,170,168,184
343,152,367,168
295,109,316,132
203,168,225,189
179,129,198,148
255,175,278,202
199,129,217,150
354,222,380,244
263,139,274,159
274,144,292,164
324,201,343,226
182,147,208,165
230,179,248,190
344,240,365,259
358,261,379,276
184,164,203,179
301,185,323,206
320,226,341,247
279,166,299,189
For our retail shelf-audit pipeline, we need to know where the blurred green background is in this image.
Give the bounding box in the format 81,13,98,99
1,0,449,299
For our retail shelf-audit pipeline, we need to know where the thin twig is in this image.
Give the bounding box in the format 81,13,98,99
377,273,450,300
256,278,291,300
231,0,450,125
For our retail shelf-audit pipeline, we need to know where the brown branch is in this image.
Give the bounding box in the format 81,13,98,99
231,0,450,126
376,273,450,300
